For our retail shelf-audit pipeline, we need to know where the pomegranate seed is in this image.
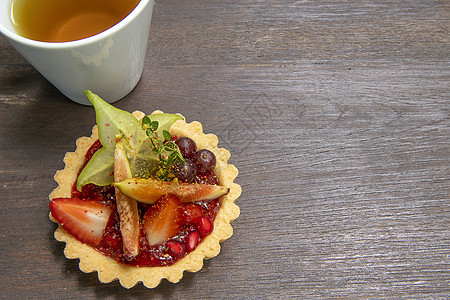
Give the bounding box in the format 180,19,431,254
196,216,213,235
186,231,201,252
167,240,185,257
182,203,205,223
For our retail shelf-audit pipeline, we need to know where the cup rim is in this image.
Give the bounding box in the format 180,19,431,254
0,0,151,49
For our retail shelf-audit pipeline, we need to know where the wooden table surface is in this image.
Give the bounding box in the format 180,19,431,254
1,0,448,298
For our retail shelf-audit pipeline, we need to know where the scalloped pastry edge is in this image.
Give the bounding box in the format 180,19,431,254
49,110,241,289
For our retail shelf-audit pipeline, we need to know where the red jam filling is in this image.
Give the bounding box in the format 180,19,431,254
71,140,221,267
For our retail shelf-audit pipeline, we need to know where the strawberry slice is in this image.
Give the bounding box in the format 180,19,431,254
143,194,182,246
50,198,112,246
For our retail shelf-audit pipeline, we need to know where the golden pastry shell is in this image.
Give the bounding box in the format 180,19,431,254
49,111,241,288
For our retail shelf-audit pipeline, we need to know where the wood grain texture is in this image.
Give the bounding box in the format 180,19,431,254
0,0,448,298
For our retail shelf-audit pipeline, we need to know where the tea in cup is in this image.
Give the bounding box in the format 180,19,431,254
0,0,154,105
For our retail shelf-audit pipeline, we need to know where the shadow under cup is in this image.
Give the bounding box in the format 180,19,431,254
0,0,154,105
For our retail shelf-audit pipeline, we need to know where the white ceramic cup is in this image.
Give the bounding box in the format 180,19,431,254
0,0,154,105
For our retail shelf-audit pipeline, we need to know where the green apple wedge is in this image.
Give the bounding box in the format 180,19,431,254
114,178,229,204
76,90,184,190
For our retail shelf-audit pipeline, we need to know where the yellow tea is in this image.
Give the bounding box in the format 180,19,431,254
11,0,140,42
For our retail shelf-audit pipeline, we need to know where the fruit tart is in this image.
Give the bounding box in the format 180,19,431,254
49,91,241,288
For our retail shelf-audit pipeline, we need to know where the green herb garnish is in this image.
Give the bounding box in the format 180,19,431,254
142,116,185,181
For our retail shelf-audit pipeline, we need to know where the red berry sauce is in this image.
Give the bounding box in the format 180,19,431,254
70,140,221,267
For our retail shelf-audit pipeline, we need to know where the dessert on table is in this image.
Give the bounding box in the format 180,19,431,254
49,91,241,288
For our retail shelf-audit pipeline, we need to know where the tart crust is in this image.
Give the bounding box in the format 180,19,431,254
49,111,241,288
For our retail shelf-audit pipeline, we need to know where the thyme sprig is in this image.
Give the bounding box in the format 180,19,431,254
142,116,185,180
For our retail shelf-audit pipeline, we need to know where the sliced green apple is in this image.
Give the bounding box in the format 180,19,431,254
76,91,184,190
114,178,229,204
